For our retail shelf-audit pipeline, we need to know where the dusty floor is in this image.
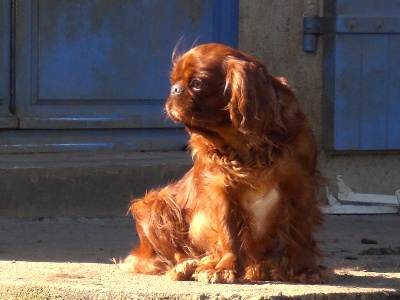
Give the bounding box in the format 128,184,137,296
0,215,399,299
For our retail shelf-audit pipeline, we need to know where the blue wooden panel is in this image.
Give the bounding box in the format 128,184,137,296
37,1,215,101
334,35,362,150
329,0,400,150
387,35,400,149
0,0,10,108
337,0,400,17
359,35,389,149
0,0,18,128
335,16,400,33
15,0,239,129
0,129,189,153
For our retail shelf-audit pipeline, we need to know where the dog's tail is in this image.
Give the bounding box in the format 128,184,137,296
115,188,191,274
131,188,192,264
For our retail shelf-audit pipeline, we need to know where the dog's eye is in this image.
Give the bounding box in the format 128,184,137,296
190,79,202,91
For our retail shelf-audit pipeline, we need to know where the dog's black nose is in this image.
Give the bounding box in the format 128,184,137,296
171,84,184,95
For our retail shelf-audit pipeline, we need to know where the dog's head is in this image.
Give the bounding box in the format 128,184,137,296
166,43,297,148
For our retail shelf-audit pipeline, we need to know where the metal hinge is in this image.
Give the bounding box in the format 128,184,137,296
302,16,334,53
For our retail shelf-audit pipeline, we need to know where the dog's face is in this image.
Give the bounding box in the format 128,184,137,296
165,43,231,129
165,43,286,148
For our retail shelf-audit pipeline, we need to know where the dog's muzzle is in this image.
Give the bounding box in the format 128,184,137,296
171,84,184,95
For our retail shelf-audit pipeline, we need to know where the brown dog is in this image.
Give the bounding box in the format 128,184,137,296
119,43,330,283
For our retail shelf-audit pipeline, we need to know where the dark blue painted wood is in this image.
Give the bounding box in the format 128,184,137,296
15,0,238,130
330,0,400,150
0,0,17,128
0,0,9,109
387,35,400,149
4,0,239,152
0,129,189,153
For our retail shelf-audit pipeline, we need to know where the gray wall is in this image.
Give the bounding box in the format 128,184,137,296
238,0,400,195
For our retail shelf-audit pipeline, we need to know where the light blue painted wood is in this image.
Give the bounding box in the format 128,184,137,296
337,0,400,17
335,16,400,33
359,35,389,150
334,35,362,150
331,0,400,150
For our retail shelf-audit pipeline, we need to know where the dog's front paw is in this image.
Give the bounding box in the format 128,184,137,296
166,259,200,281
195,269,236,284
294,266,335,284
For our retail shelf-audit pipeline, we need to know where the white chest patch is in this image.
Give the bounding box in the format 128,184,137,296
249,188,280,238
188,212,216,246
189,212,209,238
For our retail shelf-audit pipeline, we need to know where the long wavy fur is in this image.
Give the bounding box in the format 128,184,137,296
119,43,332,284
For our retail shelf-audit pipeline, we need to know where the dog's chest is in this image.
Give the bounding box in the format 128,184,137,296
245,187,280,238
188,211,219,249
187,187,281,248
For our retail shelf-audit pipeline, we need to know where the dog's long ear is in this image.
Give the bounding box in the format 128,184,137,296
224,56,284,146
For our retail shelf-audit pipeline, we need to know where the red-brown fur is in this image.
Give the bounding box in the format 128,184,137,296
119,43,331,283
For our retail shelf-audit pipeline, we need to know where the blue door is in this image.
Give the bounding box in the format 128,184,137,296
0,0,17,128
0,0,238,152
323,0,400,151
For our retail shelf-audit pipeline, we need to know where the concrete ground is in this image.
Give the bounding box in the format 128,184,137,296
0,214,399,299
